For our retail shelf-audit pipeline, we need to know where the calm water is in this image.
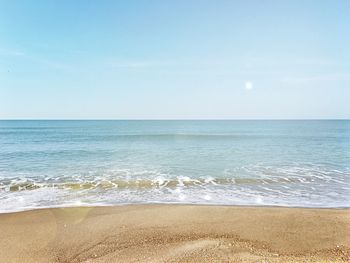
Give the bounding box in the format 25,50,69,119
0,120,349,212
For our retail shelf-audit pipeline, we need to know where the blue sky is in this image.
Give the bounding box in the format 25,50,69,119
0,0,349,119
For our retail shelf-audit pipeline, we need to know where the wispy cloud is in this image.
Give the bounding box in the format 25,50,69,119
0,47,25,57
109,60,168,68
281,73,350,84
0,46,70,70
103,55,339,75
243,56,335,67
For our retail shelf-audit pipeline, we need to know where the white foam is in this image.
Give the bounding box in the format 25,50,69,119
203,194,212,201
256,197,263,204
178,194,186,201
1,163,350,213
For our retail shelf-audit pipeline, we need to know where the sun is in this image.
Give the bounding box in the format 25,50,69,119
245,81,253,90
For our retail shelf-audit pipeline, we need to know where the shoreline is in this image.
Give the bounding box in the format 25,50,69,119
2,202,350,215
0,204,349,262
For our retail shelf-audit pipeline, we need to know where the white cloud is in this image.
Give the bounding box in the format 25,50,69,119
245,81,253,90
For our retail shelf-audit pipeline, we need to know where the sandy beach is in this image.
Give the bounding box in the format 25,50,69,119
0,205,349,262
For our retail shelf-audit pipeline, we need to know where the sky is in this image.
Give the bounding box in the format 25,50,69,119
0,0,349,119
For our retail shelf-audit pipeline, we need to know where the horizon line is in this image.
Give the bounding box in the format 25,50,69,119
1,118,349,121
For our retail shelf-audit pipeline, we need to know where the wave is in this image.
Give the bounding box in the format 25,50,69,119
1,163,349,192
1,176,320,192
1,163,349,212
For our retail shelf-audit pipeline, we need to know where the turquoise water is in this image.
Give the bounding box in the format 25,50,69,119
0,120,349,212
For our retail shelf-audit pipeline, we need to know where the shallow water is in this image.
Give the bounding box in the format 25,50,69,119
0,120,349,212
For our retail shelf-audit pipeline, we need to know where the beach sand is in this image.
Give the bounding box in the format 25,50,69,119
0,205,349,262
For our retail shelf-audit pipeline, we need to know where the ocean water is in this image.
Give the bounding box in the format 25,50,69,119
0,120,349,212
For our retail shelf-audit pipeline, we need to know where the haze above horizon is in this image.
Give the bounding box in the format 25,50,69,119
1,0,349,119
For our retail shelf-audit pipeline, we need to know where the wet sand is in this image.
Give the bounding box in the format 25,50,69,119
0,205,349,262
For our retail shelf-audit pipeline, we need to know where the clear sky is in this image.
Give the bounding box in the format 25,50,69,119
0,0,349,119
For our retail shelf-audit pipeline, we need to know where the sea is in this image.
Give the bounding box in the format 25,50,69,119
0,120,349,213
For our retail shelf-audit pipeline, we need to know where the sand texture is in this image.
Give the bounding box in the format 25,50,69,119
0,205,349,262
